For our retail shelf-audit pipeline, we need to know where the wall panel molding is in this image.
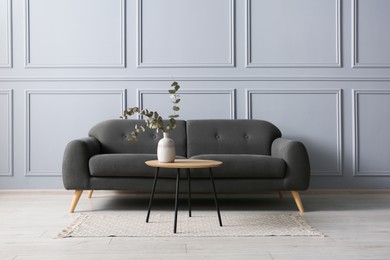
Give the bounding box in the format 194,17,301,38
353,90,390,176
0,90,13,176
137,0,235,68
137,89,236,119
245,0,341,68
352,0,390,68
246,89,342,176
25,0,126,68
0,0,12,68
25,89,126,176
5,76,390,83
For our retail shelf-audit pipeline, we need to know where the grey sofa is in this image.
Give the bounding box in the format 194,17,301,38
62,119,310,213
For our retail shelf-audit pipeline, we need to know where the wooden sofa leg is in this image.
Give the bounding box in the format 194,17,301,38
278,191,284,199
70,190,83,213
88,190,94,198
291,191,304,213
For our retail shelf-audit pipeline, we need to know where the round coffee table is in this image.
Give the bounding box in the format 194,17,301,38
145,159,223,233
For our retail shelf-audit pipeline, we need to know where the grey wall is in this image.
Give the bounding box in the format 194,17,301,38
1,0,390,189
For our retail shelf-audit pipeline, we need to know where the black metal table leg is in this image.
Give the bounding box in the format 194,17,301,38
209,168,222,226
174,168,181,233
146,167,160,223
187,168,192,217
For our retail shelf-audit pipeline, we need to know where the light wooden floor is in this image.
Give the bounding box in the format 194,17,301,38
1,190,390,260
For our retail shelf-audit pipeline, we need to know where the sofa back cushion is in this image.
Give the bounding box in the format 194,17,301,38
88,119,187,156
187,120,281,157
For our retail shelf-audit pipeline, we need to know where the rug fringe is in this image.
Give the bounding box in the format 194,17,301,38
57,214,89,238
290,214,326,237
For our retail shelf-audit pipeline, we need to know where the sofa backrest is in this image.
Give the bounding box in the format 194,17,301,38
89,119,187,156
186,120,281,157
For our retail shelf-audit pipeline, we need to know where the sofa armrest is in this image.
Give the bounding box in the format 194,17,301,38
271,138,310,190
62,137,101,190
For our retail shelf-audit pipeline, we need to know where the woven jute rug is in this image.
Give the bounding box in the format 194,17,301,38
58,213,324,238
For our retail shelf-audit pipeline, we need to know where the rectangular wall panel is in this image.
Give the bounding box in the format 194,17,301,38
137,0,234,67
353,0,390,67
25,0,125,68
0,90,13,176
138,89,236,119
247,90,342,176
246,0,340,67
1,0,390,189
353,90,390,176
26,90,126,176
0,0,12,67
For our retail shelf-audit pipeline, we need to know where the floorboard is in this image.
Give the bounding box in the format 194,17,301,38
0,190,389,259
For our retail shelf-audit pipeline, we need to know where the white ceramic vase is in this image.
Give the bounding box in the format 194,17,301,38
157,132,176,163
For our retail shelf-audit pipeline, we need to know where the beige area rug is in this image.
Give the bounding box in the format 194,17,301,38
58,213,324,238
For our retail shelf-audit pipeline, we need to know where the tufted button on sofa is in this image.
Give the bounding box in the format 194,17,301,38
62,119,310,213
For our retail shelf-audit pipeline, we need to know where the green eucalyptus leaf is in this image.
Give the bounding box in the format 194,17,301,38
122,82,181,142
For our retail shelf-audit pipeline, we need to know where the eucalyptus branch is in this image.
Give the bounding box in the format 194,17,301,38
121,82,181,142
167,81,181,131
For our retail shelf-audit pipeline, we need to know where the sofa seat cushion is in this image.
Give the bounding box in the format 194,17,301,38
89,154,185,178
190,154,286,179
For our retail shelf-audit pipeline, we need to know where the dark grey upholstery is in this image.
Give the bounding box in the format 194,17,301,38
89,154,186,178
187,120,281,157
190,154,286,179
62,119,310,194
88,119,187,156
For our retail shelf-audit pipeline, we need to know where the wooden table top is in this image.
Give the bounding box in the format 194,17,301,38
145,159,222,169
